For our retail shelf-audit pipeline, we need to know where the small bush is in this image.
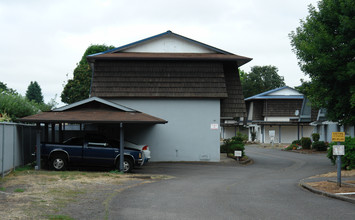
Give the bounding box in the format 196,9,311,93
312,141,327,151
232,132,248,143
285,144,298,151
312,133,320,142
292,140,301,145
327,136,355,170
301,137,312,149
229,142,245,156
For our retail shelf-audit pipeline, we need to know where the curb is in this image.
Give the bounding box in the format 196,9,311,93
239,158,253,165
226,155,253,165
299,179,355,204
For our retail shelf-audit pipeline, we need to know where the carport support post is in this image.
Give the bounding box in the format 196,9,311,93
35,123,41,170
119,123,124,172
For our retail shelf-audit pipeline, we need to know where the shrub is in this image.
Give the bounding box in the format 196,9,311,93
220,133,246,156
232,132,248,143
229,142,245,156
285,144,298,151
292,140,301,145
327,136,355,170
312,133,320,142
301,137,312,149
312,141,327,151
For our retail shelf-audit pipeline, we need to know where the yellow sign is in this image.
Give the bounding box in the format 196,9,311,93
332,132,345,142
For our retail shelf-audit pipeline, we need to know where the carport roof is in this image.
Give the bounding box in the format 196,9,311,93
18,97,167,124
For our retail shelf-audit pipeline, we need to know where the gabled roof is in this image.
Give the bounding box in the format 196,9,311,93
86,31,252,67
18,97,167,124
54,97,135,112
88,30,233,56
244,86,304,101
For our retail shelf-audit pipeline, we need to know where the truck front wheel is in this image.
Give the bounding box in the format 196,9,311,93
117,158,133,173
50,154,67,171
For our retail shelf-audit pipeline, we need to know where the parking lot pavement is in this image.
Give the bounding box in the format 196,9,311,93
109,146,355,220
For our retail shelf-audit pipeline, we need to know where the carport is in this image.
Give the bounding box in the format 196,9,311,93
18,97,167,171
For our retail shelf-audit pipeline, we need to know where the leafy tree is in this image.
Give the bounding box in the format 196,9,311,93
1,83,56,121
0,81,7,91
0,81,17,94
289,0,355,124
0,92,39,121
238,68,247,83
26,81,44,104
241,65,286,98
61,44,115,104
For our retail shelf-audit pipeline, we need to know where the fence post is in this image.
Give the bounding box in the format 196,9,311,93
13,124,16,171
2,124,5,178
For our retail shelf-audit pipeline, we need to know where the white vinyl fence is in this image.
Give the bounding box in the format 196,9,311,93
0,122,37,178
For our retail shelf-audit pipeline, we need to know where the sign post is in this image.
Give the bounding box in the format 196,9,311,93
332,132,345,187
234,150,242,161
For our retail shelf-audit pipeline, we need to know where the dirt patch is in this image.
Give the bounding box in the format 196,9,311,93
0,170,173,219
305,170,355,199
307,180,355,194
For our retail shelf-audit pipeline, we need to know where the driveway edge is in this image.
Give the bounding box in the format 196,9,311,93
299,179,355,204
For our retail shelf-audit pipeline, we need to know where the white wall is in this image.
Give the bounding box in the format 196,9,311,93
263,125,313,144
269,88,302,96
221,126,248,139
123,35,215,53
265,117,290,122
110,99,221,162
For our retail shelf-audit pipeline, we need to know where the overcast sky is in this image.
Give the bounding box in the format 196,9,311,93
0,0,319,107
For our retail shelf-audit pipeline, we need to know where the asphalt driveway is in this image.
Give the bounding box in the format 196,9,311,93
109,145,355,220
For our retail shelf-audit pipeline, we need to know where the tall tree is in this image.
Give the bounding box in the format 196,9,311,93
0,81,7,91
26,81,44,103
289,0,355,124
241,65,286,98
61,44,115,104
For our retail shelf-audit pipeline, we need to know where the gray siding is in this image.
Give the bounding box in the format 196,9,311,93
110,99,221,162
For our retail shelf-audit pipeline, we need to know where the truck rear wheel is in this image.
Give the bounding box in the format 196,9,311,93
50,154,67,171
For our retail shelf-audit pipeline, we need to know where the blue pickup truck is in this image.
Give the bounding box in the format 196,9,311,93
40,135,145,173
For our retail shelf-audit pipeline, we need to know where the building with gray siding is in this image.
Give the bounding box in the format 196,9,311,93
87,31,252,161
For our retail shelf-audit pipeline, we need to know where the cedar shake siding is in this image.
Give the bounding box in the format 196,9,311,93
248,99,303,121
91,60,227,98
221,62,246,118
90,60,246,118
263,99,303,117
252,100,264,121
